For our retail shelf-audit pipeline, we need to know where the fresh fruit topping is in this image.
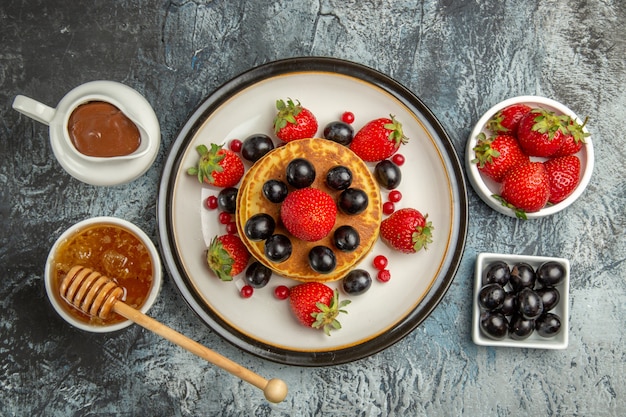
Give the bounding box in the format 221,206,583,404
207,234,251,281
509,262,536,291
544,155,581,204
338,188,369,215
274,285,290,300
388,190,402,203
471,133,529,182
374,159,402,190
478,283,506,310
264,234,292,263
480,311,508,340
380,208,433,253
333,225,360,252
535,313,562,337
487,103,532,134
326,166,353,190
509,314,535,340
350,115,408,162
536,261,565,286
496,162,550,219
553,117,589,157
286,158,316,189
382,201,395,215
323,121,354,146
241,134,275,162
229,139,242,153
341,111,355,124
308,246,337,273
517,288,544,320
240,285,254,298
187,144,245,188
225,222,237,234
553,133,583,157
281,188,337,241
288,282,350,335
484,260,510,286
517,109,569,157
218,211,232,225
377,269,391,282
217,187,238,213
273,99,318,142
244,262,272,288
372,255,388,270
262,179,289,203
501,291,517,316
205,195,218,210
342,269,372,295
536,287,560,311
391,153,405,166
244,213,276,241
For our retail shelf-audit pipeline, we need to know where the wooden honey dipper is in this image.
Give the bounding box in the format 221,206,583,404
60,265,288,403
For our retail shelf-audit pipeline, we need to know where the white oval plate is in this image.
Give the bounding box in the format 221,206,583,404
157,58,467,366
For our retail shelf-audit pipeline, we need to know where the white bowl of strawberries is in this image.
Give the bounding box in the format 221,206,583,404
466,96,594,219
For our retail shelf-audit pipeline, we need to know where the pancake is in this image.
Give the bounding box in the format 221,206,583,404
236,138,382,282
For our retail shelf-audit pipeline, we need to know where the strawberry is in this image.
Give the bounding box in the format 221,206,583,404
187,143,245,188
349,115,408,162
288,282,350,335
206,234,250,281
280,188,337,241
273,98,318,142
553,117,589,157
544,155,581,204
380,208,433,253
487,103,532,135
472,133,530,182
496,161,550,219
517,109,569,157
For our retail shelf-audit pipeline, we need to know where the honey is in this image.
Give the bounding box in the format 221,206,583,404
51,224,154,325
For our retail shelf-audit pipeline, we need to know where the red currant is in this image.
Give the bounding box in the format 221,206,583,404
377,269,391,283
392,154,405,166
388,190,402,203
226,222,238,234
274,285,290,300
218,212,232,225
383,201,395,215
240,285,254,298
373,255,388,270
205,195,218,210
341,111,355,124
229,139,243,153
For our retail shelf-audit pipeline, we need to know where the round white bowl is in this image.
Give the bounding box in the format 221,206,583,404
466,95,594,219
44,216,162,332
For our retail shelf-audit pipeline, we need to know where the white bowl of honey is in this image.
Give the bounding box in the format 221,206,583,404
13,81,160,186
45,217,162,332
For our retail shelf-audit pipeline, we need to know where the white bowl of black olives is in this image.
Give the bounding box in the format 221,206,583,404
472,253,569,349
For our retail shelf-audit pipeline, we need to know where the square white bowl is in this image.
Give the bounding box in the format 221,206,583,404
472,252,569,349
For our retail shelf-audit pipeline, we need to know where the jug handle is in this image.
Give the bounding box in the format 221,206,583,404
12,95,56,125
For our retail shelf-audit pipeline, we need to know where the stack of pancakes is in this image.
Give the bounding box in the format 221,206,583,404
236,138,382,282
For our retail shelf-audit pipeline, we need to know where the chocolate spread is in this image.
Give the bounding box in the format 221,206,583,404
68,101,140,157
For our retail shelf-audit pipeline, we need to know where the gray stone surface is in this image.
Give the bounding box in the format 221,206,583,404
1,0,625,415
